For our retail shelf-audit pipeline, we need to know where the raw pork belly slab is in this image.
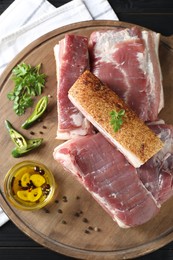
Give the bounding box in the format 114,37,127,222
68,70,163,168
53,133,159,228
54,34,93,140
138,124,173,204
53,124,173,227
89,27,164,121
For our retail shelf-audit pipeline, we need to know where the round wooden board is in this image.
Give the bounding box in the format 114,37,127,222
0,20,173,260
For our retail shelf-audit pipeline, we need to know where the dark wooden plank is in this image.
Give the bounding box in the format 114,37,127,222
0,248,74,260
1,0,173,14
108,0,173,12
0,0,13,14
0,221,38,247
118,13,173,35
1,220,173,260
1,1,172,35
0,221,74,259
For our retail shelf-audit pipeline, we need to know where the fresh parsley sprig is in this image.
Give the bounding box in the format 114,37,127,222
110,109,125,132
7,63,46,115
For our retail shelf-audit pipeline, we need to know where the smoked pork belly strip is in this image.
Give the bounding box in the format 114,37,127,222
53,133,159,228
89,27,164,122
68,70,163,168
54,34,94,140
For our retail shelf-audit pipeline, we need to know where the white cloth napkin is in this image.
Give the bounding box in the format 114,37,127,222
0,208,9,227
0,0,118,226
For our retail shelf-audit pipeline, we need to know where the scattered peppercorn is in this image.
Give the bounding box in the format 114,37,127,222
74,212,80,217
29,180,35,188
84,229,90,234
34,166,39,172
57,209,63,214
62,220,67,224
39,131,44,135
76,196,80,200
44,208,50,213
30,131,35,135
62,196,68,202
39,169,45,175
82,218,88,223
42,125,47,129
21,186,29,191
94,227,101,232
55,199,59,203
88,226,94,230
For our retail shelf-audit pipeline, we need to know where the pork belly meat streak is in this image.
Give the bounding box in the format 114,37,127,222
53,124,173,228
68,70,163,168
54,35,94,140
89,27,164,121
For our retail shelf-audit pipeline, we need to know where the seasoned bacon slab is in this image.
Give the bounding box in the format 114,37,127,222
53,133,159,228
54,34,94,140
89,27,164,121
68,70,163,168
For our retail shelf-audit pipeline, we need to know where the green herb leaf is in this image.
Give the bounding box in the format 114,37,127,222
7,63,46,115
110,109,125,132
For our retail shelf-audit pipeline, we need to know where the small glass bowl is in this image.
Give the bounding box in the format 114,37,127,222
4,160,56,210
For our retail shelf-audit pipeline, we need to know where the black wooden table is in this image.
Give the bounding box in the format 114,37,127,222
0,1,173,259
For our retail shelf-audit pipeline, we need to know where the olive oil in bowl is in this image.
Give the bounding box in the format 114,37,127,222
4,161,56,210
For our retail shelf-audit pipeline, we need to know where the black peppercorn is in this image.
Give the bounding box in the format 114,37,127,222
39,169,45,175
82,218,88,223
34,166,39,172
84,229,90,234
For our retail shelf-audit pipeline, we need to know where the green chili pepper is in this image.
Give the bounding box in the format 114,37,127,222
5,120,27,149
22,96,48,129
5,120,43,158
11,138,43,158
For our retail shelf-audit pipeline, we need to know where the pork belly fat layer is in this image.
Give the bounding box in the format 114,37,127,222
68,70,163,168
89,27,163,122
53,133,159,228
54,35,93,139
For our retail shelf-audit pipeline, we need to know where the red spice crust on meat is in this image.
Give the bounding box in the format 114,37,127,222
68,70,163,167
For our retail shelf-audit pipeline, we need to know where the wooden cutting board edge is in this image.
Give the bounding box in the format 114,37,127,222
0,20,173,260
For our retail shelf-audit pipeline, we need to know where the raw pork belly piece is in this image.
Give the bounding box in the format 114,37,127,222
68,70,163,168
89,27,164,121
53,133,159,228
138,124,173,204
54,34,93,140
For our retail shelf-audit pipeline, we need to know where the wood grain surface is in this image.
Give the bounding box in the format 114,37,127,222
0,20,173,259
